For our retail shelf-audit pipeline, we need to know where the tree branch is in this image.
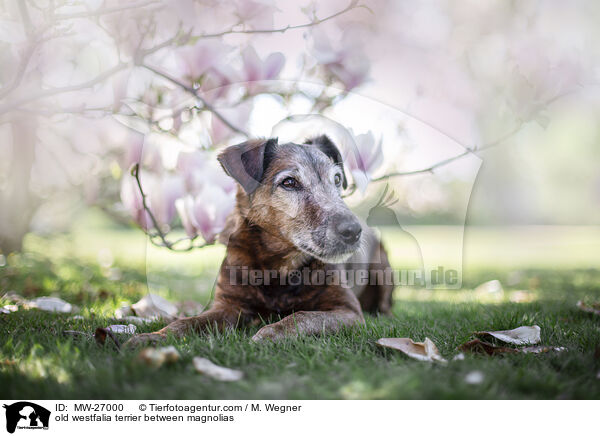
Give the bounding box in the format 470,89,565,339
141,63,249,137
195,0,364,39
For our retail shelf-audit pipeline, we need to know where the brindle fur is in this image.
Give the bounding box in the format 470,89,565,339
125,136,393,347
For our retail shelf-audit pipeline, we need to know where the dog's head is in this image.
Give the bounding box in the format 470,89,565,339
218,135,362,263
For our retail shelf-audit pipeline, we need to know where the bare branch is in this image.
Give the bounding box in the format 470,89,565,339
52,1,162,21
141,63,249,137
130,163,212,252
195,0,364,39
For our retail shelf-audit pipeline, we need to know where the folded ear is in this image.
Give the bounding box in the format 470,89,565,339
304,134,348,189
217,138,278,194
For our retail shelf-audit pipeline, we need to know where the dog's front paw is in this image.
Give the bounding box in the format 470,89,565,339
251,324,289,342
124,332,167,350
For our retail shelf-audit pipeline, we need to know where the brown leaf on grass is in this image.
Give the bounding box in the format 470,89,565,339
193,357,244,381
577,301,600,316
474,325,541,345
460,339,565,355
376,337,447,363
131,294,178,320
459,339,519,355
94,327,121,350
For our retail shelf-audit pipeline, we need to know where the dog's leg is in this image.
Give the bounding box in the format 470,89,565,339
251,309,364,342
124,307,241,349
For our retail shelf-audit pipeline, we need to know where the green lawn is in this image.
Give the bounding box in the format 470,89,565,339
1,212,599,399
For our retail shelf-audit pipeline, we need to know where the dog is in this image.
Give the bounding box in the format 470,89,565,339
125,135,393,347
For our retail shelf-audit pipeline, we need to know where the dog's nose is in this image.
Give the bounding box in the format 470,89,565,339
334,215,362,244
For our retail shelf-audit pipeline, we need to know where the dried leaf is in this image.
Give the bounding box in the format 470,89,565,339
27,297,73,313
132,294,178,320
376,337,447,363
459,339,565,355
474,325,541,345
94,327,121,350
138,346,181,368
193,357,244,381
577,301,600,316
459,339,518,355
106,324,137,335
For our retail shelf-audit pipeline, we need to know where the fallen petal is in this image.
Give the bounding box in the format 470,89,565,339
376,337,447,363
27,297,73,313
132,294,178,320
193,357,244,381
474,325,541,345
118,315,156,325
2,305,18,312
464,371,484,384
520,346,567,354
106,324,137,335
474,279,504,294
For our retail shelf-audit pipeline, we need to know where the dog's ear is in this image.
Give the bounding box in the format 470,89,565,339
217,138,278,194
305,134,348,189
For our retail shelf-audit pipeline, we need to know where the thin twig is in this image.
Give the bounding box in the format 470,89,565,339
141,63,249,137
196,0,363,39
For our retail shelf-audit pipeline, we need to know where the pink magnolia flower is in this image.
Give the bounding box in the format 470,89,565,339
344,130,384,193
241,46,285,93
177,150,236,195
310,28,370,91
175,187,235,243
120,172,184,229
233,0,278,29
176,40,232,85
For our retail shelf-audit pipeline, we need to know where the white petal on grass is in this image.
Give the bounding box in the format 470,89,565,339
376,337,447,363
193,357,244,381
464,371,484,385
132,294,178,320
27,297,73,313
475,325,541,345
106,324,137,335
474,279,503,294
2,305,18,313
118,316,155,325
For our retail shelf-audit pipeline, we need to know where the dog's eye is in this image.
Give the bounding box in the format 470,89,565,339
334,173,342,187
281,177,301,190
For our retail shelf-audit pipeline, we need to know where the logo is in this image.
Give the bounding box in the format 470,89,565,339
3,402,50,434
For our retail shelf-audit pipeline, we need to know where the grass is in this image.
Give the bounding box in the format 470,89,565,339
1,212,600,399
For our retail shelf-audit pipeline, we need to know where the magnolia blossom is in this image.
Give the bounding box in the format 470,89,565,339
241,46,285,94
177,150,236,195
310,28,370,91
120,172,184,229
175,187,235,243
176,40,233,85
344,130,384,193
233,0,278,29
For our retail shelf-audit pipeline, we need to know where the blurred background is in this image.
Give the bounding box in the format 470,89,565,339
0,0,599,300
